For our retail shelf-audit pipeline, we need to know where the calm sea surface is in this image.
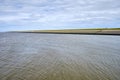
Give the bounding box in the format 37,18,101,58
0,33,120,80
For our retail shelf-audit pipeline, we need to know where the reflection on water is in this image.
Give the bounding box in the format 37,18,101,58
0,33,120,80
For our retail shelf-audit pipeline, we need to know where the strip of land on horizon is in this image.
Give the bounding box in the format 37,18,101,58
12,28,120,35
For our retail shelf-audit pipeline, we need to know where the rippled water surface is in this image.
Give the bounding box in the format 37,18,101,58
0,33,120,80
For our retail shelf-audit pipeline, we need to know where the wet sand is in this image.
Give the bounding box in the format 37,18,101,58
0,32,120,80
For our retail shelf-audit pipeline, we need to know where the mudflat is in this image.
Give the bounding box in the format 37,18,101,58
0,32,120,80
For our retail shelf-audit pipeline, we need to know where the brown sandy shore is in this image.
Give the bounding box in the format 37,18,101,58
16,29,120,35
0,32,120,80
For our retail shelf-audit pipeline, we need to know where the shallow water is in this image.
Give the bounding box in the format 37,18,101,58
0,33,120,80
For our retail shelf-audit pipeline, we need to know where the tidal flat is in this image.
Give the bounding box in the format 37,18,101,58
0,32,120,80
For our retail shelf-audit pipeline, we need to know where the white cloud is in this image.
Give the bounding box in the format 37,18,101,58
0,0,120,28
0,13,31,22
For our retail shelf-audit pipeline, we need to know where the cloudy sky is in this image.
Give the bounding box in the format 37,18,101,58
0,0,120,31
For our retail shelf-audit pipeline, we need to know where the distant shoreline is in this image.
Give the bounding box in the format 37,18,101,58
12,32,120,36
10,28,120,35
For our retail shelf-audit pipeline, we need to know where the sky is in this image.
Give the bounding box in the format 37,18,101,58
0,0,120,31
